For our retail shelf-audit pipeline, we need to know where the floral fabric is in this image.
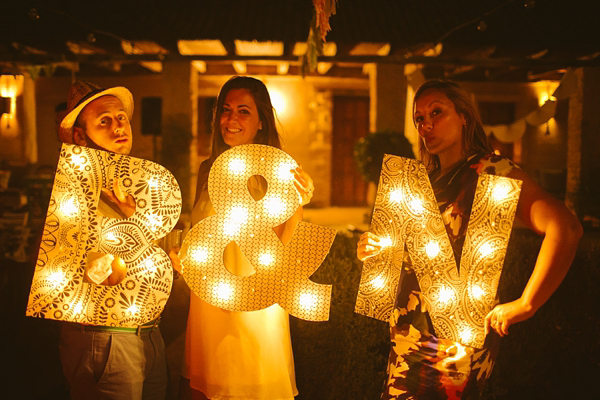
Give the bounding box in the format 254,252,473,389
382,153,517,400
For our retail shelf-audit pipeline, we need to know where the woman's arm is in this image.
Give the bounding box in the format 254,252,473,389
485,168,583,336
272,167,314,245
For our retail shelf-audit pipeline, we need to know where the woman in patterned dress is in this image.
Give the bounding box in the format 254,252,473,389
357,80,582,399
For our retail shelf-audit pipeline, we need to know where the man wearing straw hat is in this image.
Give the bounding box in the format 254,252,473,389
57,81,167,400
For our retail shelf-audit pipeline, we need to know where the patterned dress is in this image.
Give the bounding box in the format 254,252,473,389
382,153,517,400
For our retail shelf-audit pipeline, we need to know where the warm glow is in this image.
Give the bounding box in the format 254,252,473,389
214,282,233,301
492,183,510,201
471,285,485,299
389,189,404,203
48,271,65,287
276,163,295,182
379,236,393,249
538,92,556,106
60,196,79,218
425,241,440,259
264,197,286,217
229,158,246,175
299,292,317,310
258,252,274,266
409,197,424,214
269,89,286,116
370,275,386,289
191,247,209,263
437,286,455,304
479,242,494,257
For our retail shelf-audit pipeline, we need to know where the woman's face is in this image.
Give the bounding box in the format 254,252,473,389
219,88,262,147
414,89,466,157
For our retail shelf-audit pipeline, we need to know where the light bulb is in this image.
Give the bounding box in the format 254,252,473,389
127,304,139,314
459,327,473,343
370,275,385,289
191,247,209,263
144,258,157,273
48,271,65,288
229,158,246,175
425,241,440,259
258,252,274,266
146,213,161,231
276,163,295,182
299,292,317,310
264,197,286,217
410,197,424,214
479,242,494,257
379,236,393,249
214,282,233,301
492,183,510,201
389,189,404,203
438,286,455,304
148,177,159,189
73,302,83,314
471,285,485,299
60,196,79,218
71,154,86,166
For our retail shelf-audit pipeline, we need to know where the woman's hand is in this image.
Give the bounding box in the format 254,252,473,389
357,231,383,261
484,297,535,337
292,166,314,206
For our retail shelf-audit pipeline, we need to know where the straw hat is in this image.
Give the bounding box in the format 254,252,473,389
58,81,134,143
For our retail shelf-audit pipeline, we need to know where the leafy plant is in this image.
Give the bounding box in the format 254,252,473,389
353,131,415,183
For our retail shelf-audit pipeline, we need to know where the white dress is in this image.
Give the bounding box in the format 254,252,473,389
183,178,298,400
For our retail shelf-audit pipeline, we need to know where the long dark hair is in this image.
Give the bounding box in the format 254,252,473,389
196,76,282,199
414,80,493,172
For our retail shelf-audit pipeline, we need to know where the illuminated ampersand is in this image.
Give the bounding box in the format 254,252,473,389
355,155,522,348
26,144,181,326
181,144,336,321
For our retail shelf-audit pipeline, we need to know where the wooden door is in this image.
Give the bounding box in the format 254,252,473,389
331,96,369,206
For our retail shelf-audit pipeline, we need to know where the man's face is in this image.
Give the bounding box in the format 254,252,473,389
74,95,133,155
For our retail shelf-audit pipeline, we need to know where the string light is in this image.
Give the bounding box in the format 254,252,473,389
146,213,161,231
144,258,157,273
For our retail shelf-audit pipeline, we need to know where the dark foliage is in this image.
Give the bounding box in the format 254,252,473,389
354,131,415,184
